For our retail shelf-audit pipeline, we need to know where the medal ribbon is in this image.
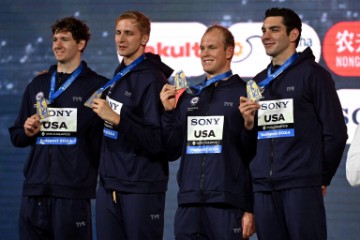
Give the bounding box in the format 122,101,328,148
83,54,145,107
187,70,233,95
48,63,84,104
258,52,299,89
99,54,145,93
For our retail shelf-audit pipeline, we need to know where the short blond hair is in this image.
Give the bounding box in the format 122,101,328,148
115,10,151,35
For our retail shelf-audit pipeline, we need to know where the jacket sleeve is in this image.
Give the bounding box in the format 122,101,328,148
346,125,360,187
243,168,254,213
8,84,37,147
116,73,167,156
240,120,258,165
311,67,348,186
161,109,183,161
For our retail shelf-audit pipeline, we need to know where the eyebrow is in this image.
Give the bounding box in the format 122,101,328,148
262,25,281,31
116,29,134,34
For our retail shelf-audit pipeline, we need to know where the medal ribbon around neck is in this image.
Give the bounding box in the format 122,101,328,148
186,70,233,96
84,54,146,107
259,52,299,90
48,63,84,104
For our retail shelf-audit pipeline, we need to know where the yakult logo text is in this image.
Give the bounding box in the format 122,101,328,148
146,42,200,58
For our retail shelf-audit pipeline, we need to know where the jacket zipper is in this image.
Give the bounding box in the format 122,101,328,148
48,146,52,188
197,85,215,236
269,138,275,190
199,86,215,192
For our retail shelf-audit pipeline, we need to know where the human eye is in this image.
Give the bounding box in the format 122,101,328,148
125,30,133,36
270,27,280,32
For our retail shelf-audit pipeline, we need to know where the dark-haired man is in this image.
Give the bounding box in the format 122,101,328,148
239,7,347,240
9,16,108,240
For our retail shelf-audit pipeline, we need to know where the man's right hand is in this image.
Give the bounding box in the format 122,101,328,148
24,114,41,137
239,96,260,130
160,84,177,111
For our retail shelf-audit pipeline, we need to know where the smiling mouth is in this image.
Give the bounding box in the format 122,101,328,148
263,42,274,47
54,51,64,55
203,59,214,63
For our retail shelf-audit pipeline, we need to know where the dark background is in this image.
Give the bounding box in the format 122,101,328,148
1,0,359,239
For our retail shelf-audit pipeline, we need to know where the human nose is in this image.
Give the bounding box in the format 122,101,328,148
262,30,270,40
116,33,125,42
201,48,208,57
53,39,62,48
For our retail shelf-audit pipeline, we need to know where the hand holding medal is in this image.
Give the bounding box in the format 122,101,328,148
174,70,189,90
173,70,188,107
84,89,102,108
246,80,263,101
35,97,49,119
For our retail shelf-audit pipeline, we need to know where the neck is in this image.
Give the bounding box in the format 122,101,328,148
123,51,144,66
206,68,231,80
271,49,297,66
57,59,81,73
